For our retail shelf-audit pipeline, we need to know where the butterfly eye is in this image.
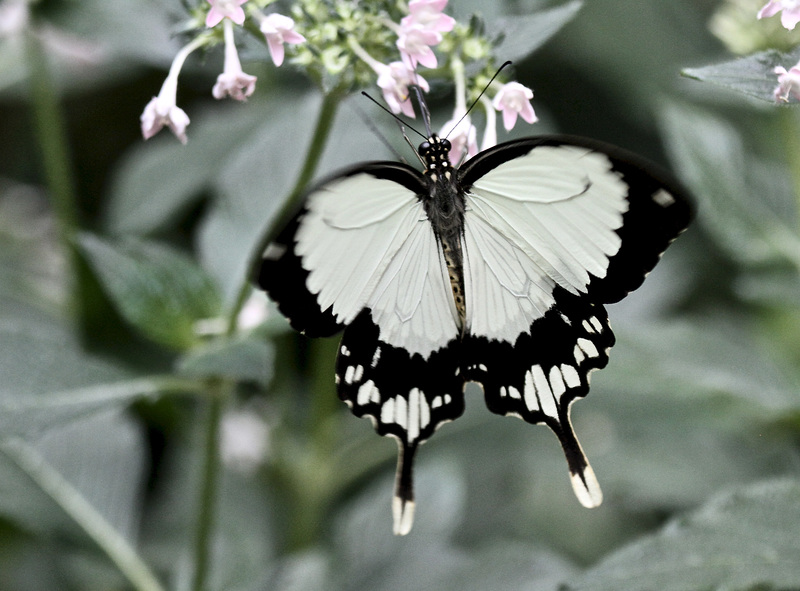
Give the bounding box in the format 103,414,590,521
418,141,431,154
440,138,452,152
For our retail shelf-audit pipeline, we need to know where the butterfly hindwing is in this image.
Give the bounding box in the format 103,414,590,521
463,286,613,506
336,310,464,534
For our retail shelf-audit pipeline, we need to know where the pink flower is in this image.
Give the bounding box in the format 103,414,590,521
376,61,429,117
758,0,800,30
397,25,441,69
206,0,248,27
140,94,190,144
259,13,306,67
440,109,478,165
140,39,205,143
401,0,455,33
774,63,800,101
212,20,257,100
492,82,537,131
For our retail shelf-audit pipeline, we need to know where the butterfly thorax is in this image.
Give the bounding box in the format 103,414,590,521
419,135,467,332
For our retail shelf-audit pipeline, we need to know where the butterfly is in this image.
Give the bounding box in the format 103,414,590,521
255,131,691,535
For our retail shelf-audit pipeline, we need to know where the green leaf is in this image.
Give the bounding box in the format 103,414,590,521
78,233,222,349
0,315,198,437
608,317,800,412
105,100,272,235
0,376,196,438
492,1,583,63
197,92,323,302
660,101,800,270
683,46,800,103
566,479,800,591
0,412,165,591
177,334,274,387
0,318,129,401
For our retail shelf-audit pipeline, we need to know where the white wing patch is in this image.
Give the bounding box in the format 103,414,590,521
380,387,432,444
464,146,629,343
368,218,459,357
295,172,459,358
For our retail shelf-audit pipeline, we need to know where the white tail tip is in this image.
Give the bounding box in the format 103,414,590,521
392,495,415,536
570,462,603,508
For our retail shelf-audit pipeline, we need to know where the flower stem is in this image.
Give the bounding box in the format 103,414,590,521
25,30,80,302
236,89,344,325
190,383,227,591
286,89,344,208
782,107,800,227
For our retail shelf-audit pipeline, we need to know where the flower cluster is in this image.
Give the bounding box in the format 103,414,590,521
140,0,537,160
141,0,305,143
758,0,800,100
343,0,536,163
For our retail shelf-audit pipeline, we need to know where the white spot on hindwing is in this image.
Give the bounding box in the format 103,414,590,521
589,316,603,333
574,344,585,364
577,338,599,359
561,364,581,388
371,347,381,367
549,366,566,397
532,365,558,418
524,368,539,411
380,388,432,443
357,380,380,406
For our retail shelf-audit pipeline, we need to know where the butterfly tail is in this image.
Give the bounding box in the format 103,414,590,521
392,441,417,535
556,409,603,508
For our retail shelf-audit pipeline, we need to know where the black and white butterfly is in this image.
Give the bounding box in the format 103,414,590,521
256,131,691,535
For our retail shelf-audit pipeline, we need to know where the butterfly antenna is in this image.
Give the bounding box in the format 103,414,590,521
360,91,428,165
410,84,433,139
350,100,409,164
445,60,513,139
360,91,427,140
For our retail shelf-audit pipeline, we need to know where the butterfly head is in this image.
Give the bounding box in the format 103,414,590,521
418,135,453,176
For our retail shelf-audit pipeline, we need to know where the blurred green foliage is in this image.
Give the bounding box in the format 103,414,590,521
2,0,800,590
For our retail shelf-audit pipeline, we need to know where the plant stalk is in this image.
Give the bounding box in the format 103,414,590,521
25,30,81,310
190,384,227,591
